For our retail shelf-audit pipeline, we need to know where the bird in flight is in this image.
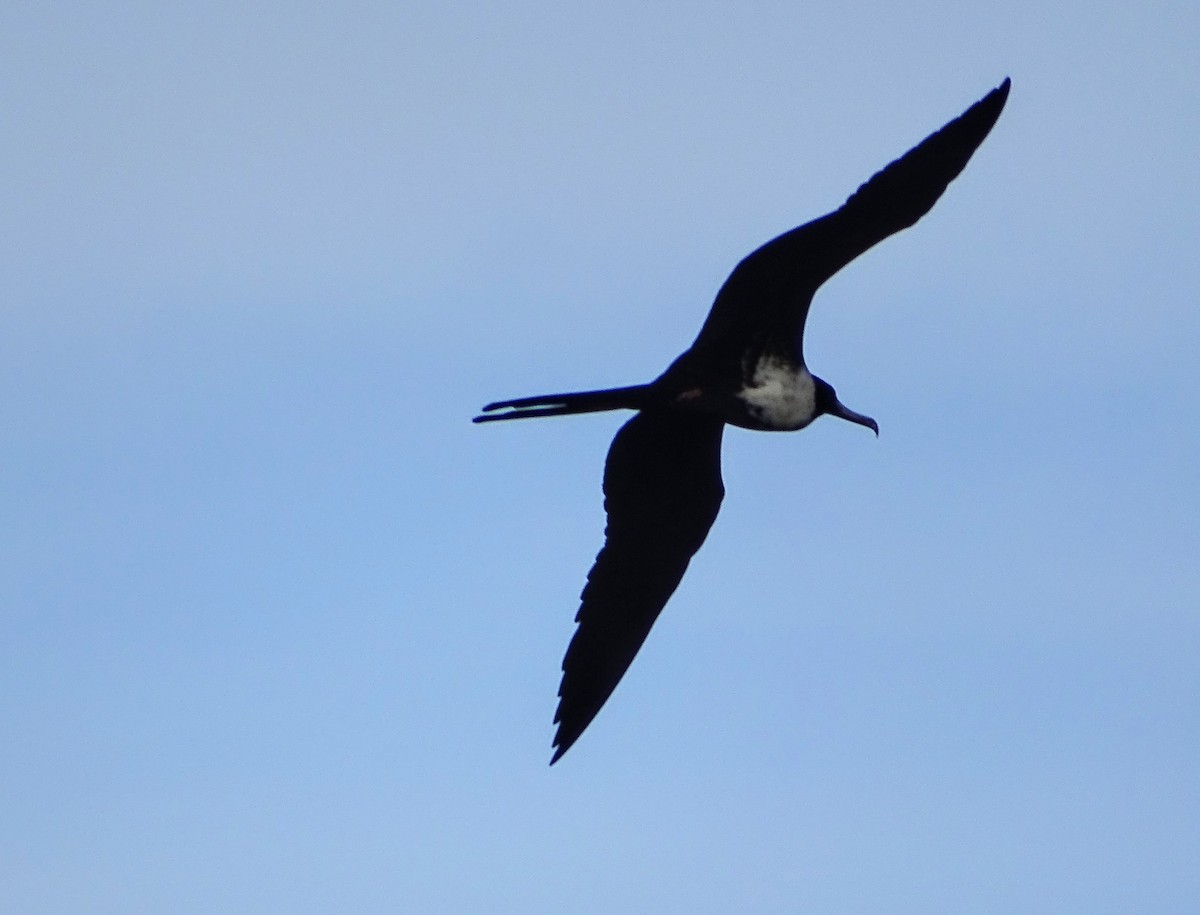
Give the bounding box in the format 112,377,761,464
475,79,1011,764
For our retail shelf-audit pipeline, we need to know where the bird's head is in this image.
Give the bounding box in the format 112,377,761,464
814,377,878,436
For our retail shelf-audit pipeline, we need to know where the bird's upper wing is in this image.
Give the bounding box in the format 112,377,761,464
689,78,1010,363
551,410,726,763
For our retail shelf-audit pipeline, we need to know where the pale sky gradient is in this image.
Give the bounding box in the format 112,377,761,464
2,2,1198,912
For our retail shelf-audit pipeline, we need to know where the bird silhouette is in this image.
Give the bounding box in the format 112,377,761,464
475,78,1010,763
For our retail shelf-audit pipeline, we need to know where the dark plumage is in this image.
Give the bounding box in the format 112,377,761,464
475,79,1010,763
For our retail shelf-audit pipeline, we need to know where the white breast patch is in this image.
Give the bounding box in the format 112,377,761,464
737,356,817,430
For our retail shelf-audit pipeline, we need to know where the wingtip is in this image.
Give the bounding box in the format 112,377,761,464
549,718,576,765
955,77,1010,141
549,734,572,765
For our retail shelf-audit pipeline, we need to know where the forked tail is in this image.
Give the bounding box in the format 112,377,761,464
473,384,652,423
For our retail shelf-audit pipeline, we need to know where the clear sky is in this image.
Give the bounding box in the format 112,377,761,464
2,1,1197,912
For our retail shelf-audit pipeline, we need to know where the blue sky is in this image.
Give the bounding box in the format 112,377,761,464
2,1,1197,911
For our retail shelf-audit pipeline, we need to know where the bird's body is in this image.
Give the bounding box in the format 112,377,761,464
736,356,818,431
475,79,1011,763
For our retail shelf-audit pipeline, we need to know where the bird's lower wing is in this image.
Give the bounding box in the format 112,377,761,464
551,410,726,763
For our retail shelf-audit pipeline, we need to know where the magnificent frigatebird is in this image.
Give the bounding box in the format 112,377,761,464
475,78,1010,763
